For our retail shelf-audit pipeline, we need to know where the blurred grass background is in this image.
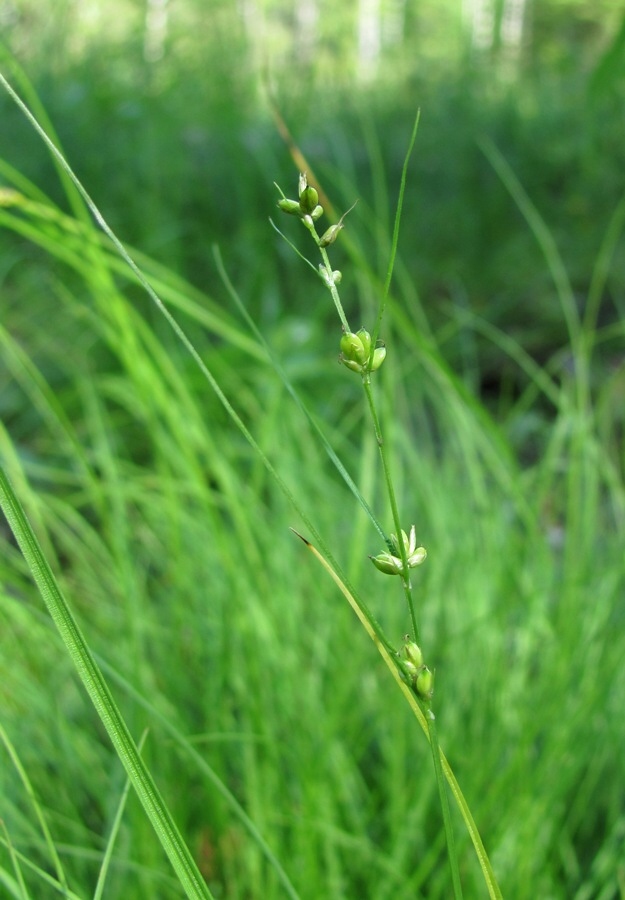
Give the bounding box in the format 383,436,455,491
1,0,625,897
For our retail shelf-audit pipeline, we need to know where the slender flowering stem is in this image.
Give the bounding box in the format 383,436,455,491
362,379,420,642
274,166,465,896
274,171,423,642
319,244,350,333
302,216,351,332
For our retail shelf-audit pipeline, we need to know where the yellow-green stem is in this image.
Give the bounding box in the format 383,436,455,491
427,707,464,899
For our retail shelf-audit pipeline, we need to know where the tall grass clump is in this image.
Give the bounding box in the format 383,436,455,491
1,55,625,900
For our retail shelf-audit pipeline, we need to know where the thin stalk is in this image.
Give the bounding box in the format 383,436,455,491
274,127,465,893
318,242,351,332
297,533,500,899
426,709,464,899
365,307,459,898
369,109,420,354
304,215,352,333
362,378,419,642
0,722,68,894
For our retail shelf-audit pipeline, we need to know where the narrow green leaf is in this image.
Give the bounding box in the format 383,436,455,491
293,530,503,900
0,465,214,900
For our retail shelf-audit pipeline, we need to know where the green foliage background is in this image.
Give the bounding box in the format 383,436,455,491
1,1,625,897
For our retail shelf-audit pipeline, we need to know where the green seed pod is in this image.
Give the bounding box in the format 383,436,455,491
403,659,419,682
319,222,344,247
340,331,363,361
371,525,426,577
278,198,303,216
389,531,404,555
416,666,434,702
371,345,386,371
341,358,363,374
403,640,424,669
311,204,324,221
318,200,357,246
356,328,372,359
332,270,342,284
369,552,402,575
299,185,319,214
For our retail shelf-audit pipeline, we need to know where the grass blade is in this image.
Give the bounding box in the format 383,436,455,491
0,723,67,895
292,529,503,900
0,465,214,900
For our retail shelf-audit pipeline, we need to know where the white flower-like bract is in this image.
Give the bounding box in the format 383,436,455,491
370,525,426,576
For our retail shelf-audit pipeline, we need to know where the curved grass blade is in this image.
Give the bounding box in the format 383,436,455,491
0,723,68,895
0,465,214,900
93,729,149,900
292,529,503,900
212,244,387,545
95,658,302,900
370,109,420,354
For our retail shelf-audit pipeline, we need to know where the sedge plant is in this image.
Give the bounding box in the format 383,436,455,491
2,32,625,895
0,61,504,896
273,153,499,898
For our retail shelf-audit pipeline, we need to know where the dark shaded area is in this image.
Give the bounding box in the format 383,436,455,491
2,10,623,411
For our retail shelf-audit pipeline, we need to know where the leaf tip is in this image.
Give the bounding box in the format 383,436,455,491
290,527,311,546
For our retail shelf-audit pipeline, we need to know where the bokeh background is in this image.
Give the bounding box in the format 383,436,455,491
3,0,624,376
1,2,625,899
